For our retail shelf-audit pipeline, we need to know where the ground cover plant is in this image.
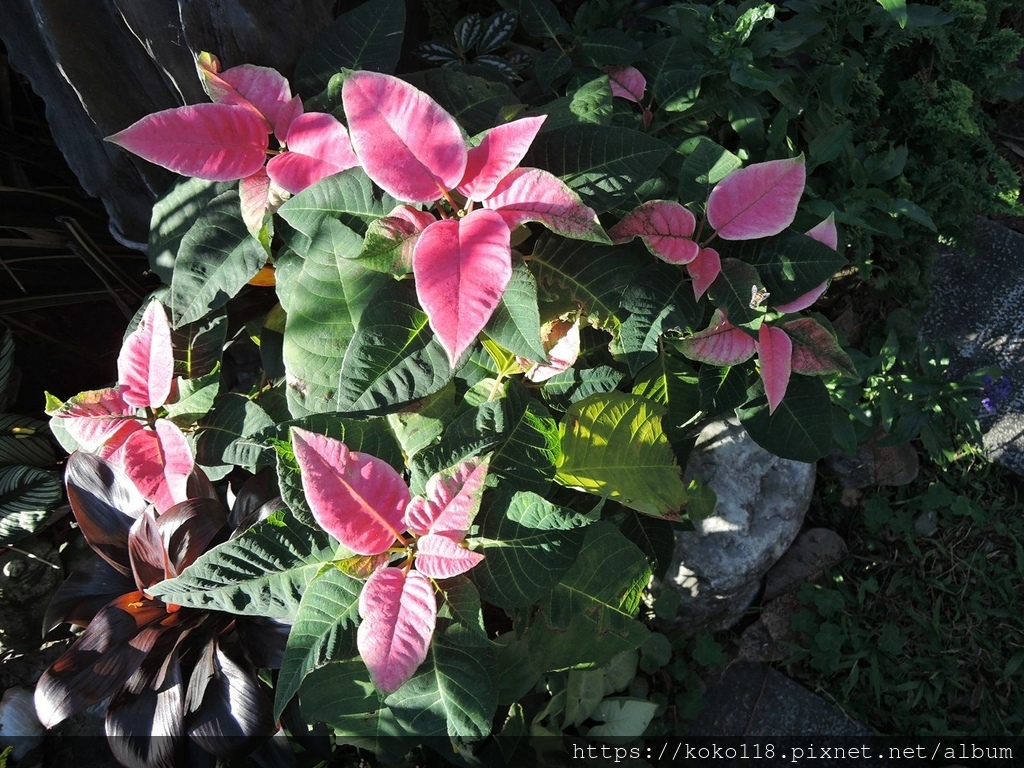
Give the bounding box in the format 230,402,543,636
16,0,1024,763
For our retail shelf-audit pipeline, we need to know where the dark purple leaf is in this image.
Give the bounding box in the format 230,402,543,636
34,592,173,727
43,556,135,632
236,617,290,670
105,635,185,768
157,499,228,576
65,452,148,576
186,466,219,502
128,509,170,591
228,469,281,531
186,641,276,758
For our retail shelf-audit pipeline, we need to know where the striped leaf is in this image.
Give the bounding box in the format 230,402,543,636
0,464,63,545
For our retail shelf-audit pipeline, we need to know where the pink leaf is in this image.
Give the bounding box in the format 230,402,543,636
604,66,646,103
608,200,699,264
357,568,437,693
484,168,607,241
756,325,793,414
291,428,410,555
239,169,277,239
677,309,756,366
214,64,293,130
107,104,269,181
343,71,466,203
49,387,137,450
414,533,484,579
806,213,839,251
773,281,827,313
121,420,194,512
118,302,174,409
275,96,304,144
782,317,857,378
457,116,546,201
525,318,581,383
687,247,721,300
266,112,360,194
413,209,513,365
706,155,806,240
404,457,489,536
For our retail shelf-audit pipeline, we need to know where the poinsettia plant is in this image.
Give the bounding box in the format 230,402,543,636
36,0,864,764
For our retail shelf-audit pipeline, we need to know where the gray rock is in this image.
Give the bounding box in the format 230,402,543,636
921,217,1024,476
662,419,815,632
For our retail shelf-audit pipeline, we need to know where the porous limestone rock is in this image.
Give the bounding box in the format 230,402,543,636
662,418,815,632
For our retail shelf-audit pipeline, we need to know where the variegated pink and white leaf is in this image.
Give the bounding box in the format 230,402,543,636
201,62,293,131
404,457,490,536
706,155,806,240
604,66,646,103
238,168,281,239
343,71,467,203
121,420,194,513
106,104,269,182
782,318,857,378
360,205,437,274
291,428,410,555
773,281,828,313
609,200,699,264
118,301,174,409
677,309,756,366
413,209,512,365
266,112,360,194
457,116,546,201
756,325,793,414
484,167,608,242
525,318,581,383
275,96,304,145
357,568,437,693
49,387,137,450
414,533,484,579
687,246,721,300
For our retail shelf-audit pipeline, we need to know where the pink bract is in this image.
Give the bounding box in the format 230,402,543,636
604,66,646,103
291,428,410,556
677,309,756,366
483,167,604,240
356,568,437,693
609,200,700,264
120,419,194,513
687,247,721,300
457,116,546,201
404,458,489,536
106,103,269,182
343,71,467,203
266,112,360,194
706,156,806,240
757,325,793,414
524,319,581,383
200,61,293,131
117,301,174,410
413,209,513,365
413,533,485,579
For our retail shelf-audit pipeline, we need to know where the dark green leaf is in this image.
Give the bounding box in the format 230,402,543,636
737,376,833,462
616,263,698,375
676,137,742,207
0,415,56,468
512,0,571,40
576,28,643,66
484,260,547,362
403,70,522,136
541,365,625,411
0,465,63,544
149,178,234,284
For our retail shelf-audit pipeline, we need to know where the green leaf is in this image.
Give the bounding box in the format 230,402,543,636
512,0,571,40
527,522,650,670
676,136,742,207
707,258,762,327
586,697,658,741
195,393,277,473
632,351,701,456
298,659,379,720
568,77,613,126
165,368,220,426
876,0,908,28
644,38,703,112
620,514,681,581
414,381,559,495
170,188,268,326
274,565,363,719
0,415,56,468
484,260,547,362
148,512,335,619
891,198,937,232
616,263,698,375
386,382,457,460
471,489,589,609
556,392,687,518
274,221,386,417
149,177,233,284
0,465,63,545
737,376,833,462
541,365,625,411
576,28,643,67
171,307,228,379
696,360,750,416
714,229,847,305
337,281,455,414
276,169,397,255
385,621,497,740
294,0,405,96
530,232,648,334
523,125,672,213
403,70,522,136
